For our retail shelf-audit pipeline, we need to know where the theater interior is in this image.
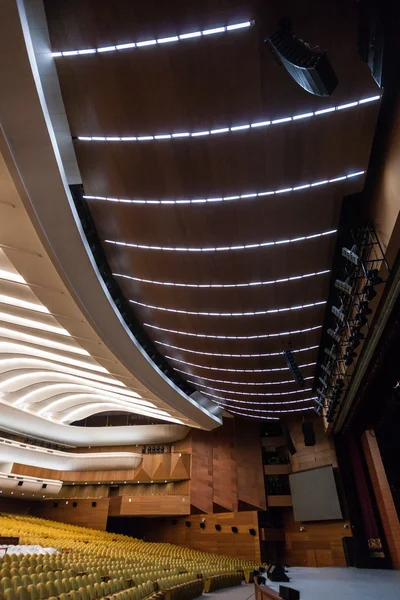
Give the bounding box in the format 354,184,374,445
0,1,399,599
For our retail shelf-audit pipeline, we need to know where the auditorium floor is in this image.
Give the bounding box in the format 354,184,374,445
195,567,400,600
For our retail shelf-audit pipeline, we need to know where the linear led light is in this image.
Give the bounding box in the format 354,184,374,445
132,300,325,317
166,355,316,373
0,342,108,373
58,402,182,425
0,311,70,336
155,340,319,357
145,322,322,340
215,401,314,414
52,21,252,56
85,172,363,205
0,357,126,387
34,393,153,416
207,392,316,404
0,270,26,284
0,294,49,314
0,372,138,398
190,380,312,397
219,406,280,420
115,269,330,289
175,368,313,386
107,230,337,253
76,95,380,141
0,326,89,356
12,383,142,409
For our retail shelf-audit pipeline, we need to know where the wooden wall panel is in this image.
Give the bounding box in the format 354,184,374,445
146,512,261,562
361,430,400,569
279,417,350,566
212,419,237,512
111,494,190,516
281,509,352,567
11,453,190,484
235,419,266,510
190,429,213,513
32,498,110,531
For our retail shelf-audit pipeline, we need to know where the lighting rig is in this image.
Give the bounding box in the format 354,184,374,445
316,222,389,422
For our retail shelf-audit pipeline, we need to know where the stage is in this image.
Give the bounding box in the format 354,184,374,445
195,567,400,599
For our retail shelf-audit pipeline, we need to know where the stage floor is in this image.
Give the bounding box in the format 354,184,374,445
194,567,400,600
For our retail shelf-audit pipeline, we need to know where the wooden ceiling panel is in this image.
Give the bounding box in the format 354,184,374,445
44,0,380,417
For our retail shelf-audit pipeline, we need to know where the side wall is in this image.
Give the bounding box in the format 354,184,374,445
281,418,351,567
146,512,261,562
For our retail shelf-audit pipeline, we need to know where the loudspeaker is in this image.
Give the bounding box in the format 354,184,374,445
53,502,58,508
200,522,205,529
17,481,23,487
72,502,78,507
231,526,238,533
42,483,47,489
92,502,97,508
266,26,338,96
185,521,191,527
215,524,221,531
282,424,296,455
279,585,299,600
302,421,316,446
249,528,257,536
267,564,289,582
171,519,178,525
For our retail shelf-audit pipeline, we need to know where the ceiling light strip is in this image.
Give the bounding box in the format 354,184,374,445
86,172,364,206
106,229,337,253
115,269,330,289
0,357,126,387
51,21,253,57
145,323,322,340
156,340,319,357
0,342,107,373
0,270,25,284
174,368,313,386
131,299,326,317
0,311,70,337
207,392,316,404
166,355,316,373
0,327,89,356
219,406,280,420
76,95,380,141
190,380,313,397
216,401,314,414
0,294,49,314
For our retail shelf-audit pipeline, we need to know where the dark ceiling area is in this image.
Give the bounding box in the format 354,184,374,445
44,0,380,419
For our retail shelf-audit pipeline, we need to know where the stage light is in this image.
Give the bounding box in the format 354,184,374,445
332,306,346,321
327,328,341,343
342,247,359,265
335,279,353,295
324,347,337,360
357,301,372,316
344,349,357,367
321,364,332,376
318,376,329,388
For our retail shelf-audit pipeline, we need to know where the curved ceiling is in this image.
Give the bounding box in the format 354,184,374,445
42,0,381,419
0,0,222,438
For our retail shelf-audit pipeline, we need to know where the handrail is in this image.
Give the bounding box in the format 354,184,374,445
254,580,281,600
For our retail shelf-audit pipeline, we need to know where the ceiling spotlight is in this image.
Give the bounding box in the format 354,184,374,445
332,306,346,321
344,349,357,367
335,279,353,295
327,328,341,343
355,313,368,327
342,246,359,265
